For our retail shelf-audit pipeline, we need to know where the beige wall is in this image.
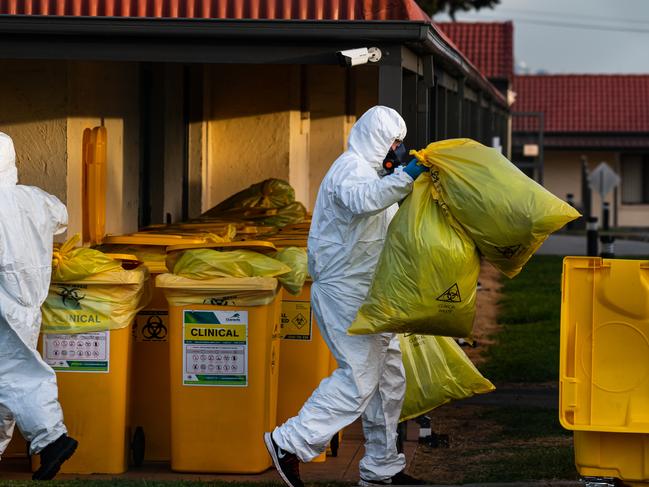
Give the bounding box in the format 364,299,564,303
203,64,307,211
543,149,649,228
0,60,68,203
66,61,140,239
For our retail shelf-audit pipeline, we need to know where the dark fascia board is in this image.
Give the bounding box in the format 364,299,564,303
0,15,507,107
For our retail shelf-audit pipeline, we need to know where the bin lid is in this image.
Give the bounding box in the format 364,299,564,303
166,240,277,254
156,273,278,291
102,234,208,246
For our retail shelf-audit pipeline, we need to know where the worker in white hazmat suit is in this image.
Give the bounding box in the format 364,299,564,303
0,133,78,480
265,106,427,487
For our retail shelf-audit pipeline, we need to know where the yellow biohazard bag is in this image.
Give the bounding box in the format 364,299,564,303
168,249,291,280
52,234,122,282
262,202,307,228
202,178,296,214
42,266,151,334
400,334,495,421
412,139,581,277
274,247,308,295
156,274,279,307
348,173,480,337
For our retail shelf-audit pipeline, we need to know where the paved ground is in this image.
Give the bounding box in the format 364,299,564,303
0,420,419,483
537,234,649,256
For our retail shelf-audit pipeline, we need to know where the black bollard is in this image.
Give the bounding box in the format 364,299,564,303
566,193,576,230
599,202,615,258
587,216,599,257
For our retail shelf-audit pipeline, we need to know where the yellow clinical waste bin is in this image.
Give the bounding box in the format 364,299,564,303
277,281,329,462
157,273,282,473
560,257,649,484
99,234,208,463
36,261,149,474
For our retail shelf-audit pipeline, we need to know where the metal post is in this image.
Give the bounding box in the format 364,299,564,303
566,193,575,230
587,217,599,257
600,202,615,258
581,156,592,220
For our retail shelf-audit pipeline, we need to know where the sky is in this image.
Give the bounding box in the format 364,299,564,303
433,0,649,74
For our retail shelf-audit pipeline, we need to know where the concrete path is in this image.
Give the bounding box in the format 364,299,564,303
536,234,649,256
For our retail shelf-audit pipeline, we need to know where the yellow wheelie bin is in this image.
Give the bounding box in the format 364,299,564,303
98,234,209,463
277,280,329,462
158,242,283,473
560,257,649,486
36,256,149,474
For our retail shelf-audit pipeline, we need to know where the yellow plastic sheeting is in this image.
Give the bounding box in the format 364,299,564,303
169,249,291,280
202,179,296,214
274,247,308,296
42,266,150,334
412,139,581,278
156,274,278,307
349,173,480,337
400,334,495,422
52,235,122,282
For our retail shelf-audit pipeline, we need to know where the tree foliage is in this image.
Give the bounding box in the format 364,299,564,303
417,0,500,19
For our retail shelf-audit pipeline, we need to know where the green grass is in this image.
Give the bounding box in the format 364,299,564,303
480,255,564,383
462,445,578,483
480,406,570,439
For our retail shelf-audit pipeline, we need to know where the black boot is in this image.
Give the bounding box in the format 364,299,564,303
32,434,78,480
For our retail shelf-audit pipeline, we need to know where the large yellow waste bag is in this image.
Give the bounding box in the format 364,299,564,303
169,249,291,280
262,202,307,227
42,266,150,334
412,139,581,277
52,235,121,282
349,173,480,337
400,334,495,422
202,178,295,214
274,247,308,295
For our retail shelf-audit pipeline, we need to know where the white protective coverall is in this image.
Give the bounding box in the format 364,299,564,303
273,106,414,481
0,133,68,457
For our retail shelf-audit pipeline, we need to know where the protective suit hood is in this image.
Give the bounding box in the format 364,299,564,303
0,133,17,187
347,106,407,172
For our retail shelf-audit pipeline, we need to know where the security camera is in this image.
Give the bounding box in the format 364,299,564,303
337,47,382,67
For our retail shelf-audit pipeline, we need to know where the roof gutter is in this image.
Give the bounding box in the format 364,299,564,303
0,15,507,107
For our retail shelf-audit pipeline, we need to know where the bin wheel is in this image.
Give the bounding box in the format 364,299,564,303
330,431,340,457
131,426,145,467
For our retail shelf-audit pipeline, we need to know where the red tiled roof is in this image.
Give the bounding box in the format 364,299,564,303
436,21,513,81
0,0,430,21
514,75,649,133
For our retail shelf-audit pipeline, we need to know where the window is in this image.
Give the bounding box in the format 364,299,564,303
621,154,649,204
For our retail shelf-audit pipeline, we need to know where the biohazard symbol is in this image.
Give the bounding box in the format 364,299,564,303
495,245,522,259
291,313,307,330
58,287,85,309
436,283,462,303
204,298,233,306
431,169,441,183
142,315,168,340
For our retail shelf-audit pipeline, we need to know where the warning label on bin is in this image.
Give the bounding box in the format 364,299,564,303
182,310,248,387
280,301,312,340
43,331,109,373
133,310,168,342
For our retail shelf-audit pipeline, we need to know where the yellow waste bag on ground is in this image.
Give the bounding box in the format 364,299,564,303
400,334,495,422
42,266,150,334
412,139,581,278
349,173,480,337
156,274,278,307
169,249,291,280
202,178,295,214
52,235,121,282
274,247,308,295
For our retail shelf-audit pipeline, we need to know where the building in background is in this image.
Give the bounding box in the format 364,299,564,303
513,75,649,228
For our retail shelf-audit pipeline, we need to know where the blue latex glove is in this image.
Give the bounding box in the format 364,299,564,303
403,157,429,180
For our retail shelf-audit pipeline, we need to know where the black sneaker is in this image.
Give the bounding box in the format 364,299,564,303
32,434,78,481
359,470,426,486
263,432,304,487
